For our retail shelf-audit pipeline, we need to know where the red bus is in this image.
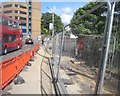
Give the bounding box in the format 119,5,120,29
0,14,23,54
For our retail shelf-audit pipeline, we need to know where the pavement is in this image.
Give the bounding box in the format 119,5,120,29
3,45,54,94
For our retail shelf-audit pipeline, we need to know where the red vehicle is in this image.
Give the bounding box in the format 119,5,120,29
0,14,23,54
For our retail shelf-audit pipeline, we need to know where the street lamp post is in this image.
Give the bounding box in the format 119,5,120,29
47,7,54,37
52,9,54,38
47,7,55,63
52,9,55,59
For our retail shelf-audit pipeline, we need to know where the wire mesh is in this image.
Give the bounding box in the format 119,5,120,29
52,32,64,79
46,20,119,94
76,35,119,94
51,32,119,94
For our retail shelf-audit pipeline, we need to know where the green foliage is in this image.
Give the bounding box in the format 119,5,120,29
70,2,107,35
71,1,120,36
41,12,63,35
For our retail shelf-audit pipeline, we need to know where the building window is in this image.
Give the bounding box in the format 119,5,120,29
15,10,26,14
29,2,31,5
4,4,12,8
15,16,20,20
16,5,26,9
20,17,26,20
22,29,26,33
15,4,18,7
4,10,12,14
29,23,31,25
20,11,26,14
20,5,27,9
15,10,20,14
22,23,26,26
29,8,32,11
15,10,18,13
15,16,18,19
29,13,32,16
15,4,20,8
9,16,12,18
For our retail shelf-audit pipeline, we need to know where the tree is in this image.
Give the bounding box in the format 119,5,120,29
41,12,64,35
70,2,107,35
71,1,120,36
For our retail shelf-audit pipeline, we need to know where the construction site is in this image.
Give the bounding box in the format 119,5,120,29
0,0,120,95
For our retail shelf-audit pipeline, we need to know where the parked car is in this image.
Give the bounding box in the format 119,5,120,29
25,35,33,44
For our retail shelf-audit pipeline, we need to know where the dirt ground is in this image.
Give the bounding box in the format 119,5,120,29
59,54,112,94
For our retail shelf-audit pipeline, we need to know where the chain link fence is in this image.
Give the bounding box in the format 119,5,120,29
44,32,68,94
76,35,119,94
44,29,119,94
52,32,63,79
76,35,103,67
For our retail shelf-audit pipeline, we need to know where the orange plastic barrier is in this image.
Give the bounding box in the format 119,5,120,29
0,43,39,89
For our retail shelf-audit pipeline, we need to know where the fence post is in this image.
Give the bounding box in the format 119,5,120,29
99,1,116,94
95,1,116,94
118,10,120,94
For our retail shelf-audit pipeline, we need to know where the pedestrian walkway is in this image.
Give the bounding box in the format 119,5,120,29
3,46,53,94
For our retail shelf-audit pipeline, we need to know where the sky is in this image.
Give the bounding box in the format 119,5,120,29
0,0,89,25
41,2,88,25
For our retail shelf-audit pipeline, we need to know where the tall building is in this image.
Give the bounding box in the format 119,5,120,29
0,0,41,37
1,2,28,34
28,0,41,37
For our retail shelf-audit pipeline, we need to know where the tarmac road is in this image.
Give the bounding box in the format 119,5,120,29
0,40,38,62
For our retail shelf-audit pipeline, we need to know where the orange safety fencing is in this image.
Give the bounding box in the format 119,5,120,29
0,43,39,89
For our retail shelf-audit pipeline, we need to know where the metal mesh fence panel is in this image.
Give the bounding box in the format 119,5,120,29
76,35,119,94
76,35,103,67
52,32,64,79
46,30,119,94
